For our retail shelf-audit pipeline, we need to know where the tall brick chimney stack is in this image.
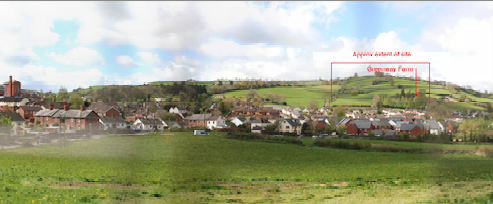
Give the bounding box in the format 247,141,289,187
64,105,69,111
80,105,85,111
9,76,12,97
49,103,53,110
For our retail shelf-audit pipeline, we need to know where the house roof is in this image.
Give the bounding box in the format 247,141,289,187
447,121,457,127
35,109,99,119
400,123,423,131
0,97,28,102
86,102,120,114
371,130,383,136
352,121,372,129
167,121,187,127
251,119,262,123
18,106,43,111
280,119,301,127
100,116,126,124
185,113,212,121
208,115,222,121
0,113,25,122
136,118,162,125
385,130,396,136
252,126,264,130
424,120,439,129
235,117,246,122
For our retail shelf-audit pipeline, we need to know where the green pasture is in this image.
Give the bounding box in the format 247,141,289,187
1,133,493,203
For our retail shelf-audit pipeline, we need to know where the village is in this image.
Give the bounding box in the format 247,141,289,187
0,75,488,148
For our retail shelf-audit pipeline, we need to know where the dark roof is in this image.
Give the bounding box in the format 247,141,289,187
0,113,25,122
385,130,396,136
18,106,43,111
35,109,99,119
208,115,222,121
0,97,28,102
166,121,187,127
252,126,264,130
280,119,301,127
371,130,383,136
351,121,372,129
400,123,423,131
86,102,120,114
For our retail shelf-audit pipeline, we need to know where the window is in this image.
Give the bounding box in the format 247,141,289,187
286,126,289,129
71,118,73,122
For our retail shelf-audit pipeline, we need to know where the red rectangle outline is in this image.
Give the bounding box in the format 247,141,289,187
331,62,430,103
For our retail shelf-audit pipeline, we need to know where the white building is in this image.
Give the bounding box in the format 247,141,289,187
207,115,226,129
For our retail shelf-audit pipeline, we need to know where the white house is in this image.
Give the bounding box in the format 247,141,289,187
231,117,246,127
133,118,164,130
207,115,226,129
169,106,187,115
99,117,126,130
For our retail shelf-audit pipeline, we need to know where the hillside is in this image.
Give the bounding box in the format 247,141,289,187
222,76,489,111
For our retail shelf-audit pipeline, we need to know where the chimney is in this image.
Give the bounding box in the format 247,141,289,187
80,105,85,111
49,103,53,110
9,76,12,97
64,105,69,111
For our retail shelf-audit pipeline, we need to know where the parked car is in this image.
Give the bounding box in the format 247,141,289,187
297,135,305,139
312,135,319,139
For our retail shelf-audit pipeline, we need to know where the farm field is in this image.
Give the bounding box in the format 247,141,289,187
221,76,468,108
1,133,493,203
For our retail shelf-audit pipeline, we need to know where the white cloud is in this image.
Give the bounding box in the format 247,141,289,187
115,55,138,68
137,52,163,67
49,47,106,66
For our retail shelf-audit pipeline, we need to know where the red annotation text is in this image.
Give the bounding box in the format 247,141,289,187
353,52,411,59
367,65,414,72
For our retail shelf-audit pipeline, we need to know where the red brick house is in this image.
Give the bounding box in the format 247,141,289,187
399,123,425,136
86,102,121,117
346,121,374,135
446,121,458,133
184,113,212,128
34,105,100,131
314,120,327,131
17,106,43,120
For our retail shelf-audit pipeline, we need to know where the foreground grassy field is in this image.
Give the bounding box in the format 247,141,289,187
1,133,493,203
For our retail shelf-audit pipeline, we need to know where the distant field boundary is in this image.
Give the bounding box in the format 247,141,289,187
331,62,431,103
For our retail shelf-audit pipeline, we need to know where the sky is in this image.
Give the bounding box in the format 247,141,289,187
0,1,492,93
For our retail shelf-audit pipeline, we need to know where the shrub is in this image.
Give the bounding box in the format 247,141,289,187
52,122,59,127
21,141,34,147
35,120,41,125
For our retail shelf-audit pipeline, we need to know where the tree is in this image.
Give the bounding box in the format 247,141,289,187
35,120,41,125
307,98,318,110
337,110,345,120
0,115,13,139
354,72,358,77
148,102,158,113
351,90,358,96
368,132,375,137
52,122,59,126
401,89,405,98
68,92,84,109
338,125,346,135
390,79,395,86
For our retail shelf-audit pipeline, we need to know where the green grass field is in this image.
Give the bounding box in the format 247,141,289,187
2,133,493,203
219,76,488,111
